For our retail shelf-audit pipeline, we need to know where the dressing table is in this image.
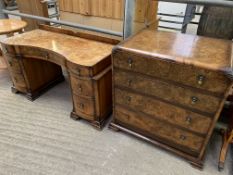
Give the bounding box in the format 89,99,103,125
1,26,115,129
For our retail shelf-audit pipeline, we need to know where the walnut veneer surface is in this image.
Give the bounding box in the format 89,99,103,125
0,19,27,35
110,29,233,168
1,29,113,129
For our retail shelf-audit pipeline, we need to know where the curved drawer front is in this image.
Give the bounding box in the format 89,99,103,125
73,94,95,120
115,106,204,154
114,70,221,114
19,46,49,60
113,50,230,95
115,88,212,135
4,55,22,73
70,75,94,97
67,62,92,77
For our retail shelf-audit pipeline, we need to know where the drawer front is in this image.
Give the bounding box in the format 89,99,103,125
115,88,212,134
73,95,95,119
113,50,230,94
70,75,94,97
114,106,204,154
11,73,27,88
67,61,91,77
114,70,221,114
19,46,49,60
5,57,22,73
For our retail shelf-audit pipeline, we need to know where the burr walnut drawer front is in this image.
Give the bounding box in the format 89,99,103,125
67,62,91,77
113,50,230,94
115,88,212,134
5,57,22,73
114,106,204,155
73,95,95,120
19,46,49,60
70,75,94,97
114,70,221,114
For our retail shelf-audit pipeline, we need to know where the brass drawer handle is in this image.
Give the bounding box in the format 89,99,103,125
185,116,192,124
180,135,186,141
8,61,12,67
78,85,82,92
126,96,131,103
128,58,133,68
197,75,205,85
45,53,49,59
79,103,84,109
77,69,81,76
191,96,198,104
127,80,132,87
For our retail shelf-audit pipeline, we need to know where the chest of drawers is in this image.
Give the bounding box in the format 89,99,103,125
110,29,233,168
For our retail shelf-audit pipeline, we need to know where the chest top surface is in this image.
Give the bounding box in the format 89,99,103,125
1,29,114,67
117,29,233,72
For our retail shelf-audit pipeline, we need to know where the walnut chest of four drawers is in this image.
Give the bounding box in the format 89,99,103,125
110,29,233,168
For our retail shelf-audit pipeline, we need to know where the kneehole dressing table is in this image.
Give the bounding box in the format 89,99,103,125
1,26,115,129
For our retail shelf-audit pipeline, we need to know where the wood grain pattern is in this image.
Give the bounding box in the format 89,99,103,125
115,106,204,154
1,28,113,129
113,50,231,95
115,88,212,135
114,69,222,114
111,29,233,168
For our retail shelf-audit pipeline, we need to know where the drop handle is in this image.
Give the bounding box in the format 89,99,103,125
191,96,198,104
126,96,131,103
127,80,132,86
180,135,186,141
197,75,205,85
45,53,49,59
128,58,133,68
185,116,192,124
79,103,84,109
78,85,82,92
76,69,81,76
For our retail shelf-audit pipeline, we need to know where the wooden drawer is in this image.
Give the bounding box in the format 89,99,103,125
70,75,94,97
6,57,22,73
115,88,212,134
113,50,230,94
11,73,27,88
67,61,91,77
73,94,95,120
19,46,49,60
114,106,204,154
114,70,222,114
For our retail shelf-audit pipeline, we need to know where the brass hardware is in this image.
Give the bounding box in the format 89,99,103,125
8,61,12,67
78,85,82,92
126,96,131,103
77,69,81,76
127,80,132,86
186,116,192,124
180,135,186,141
191,96,198,104
79,103,84,109
197,75,205,85
45,53,49,59
128,58,133,68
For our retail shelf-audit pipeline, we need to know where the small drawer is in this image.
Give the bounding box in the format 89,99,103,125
11,73,27,88
113,50,231,94
73,95,95,119
19,46,49,60
70,75,94,97
6,57,22,73
67,61,91,77
114,70,222,114
115,88,212,134
115,106,204,154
